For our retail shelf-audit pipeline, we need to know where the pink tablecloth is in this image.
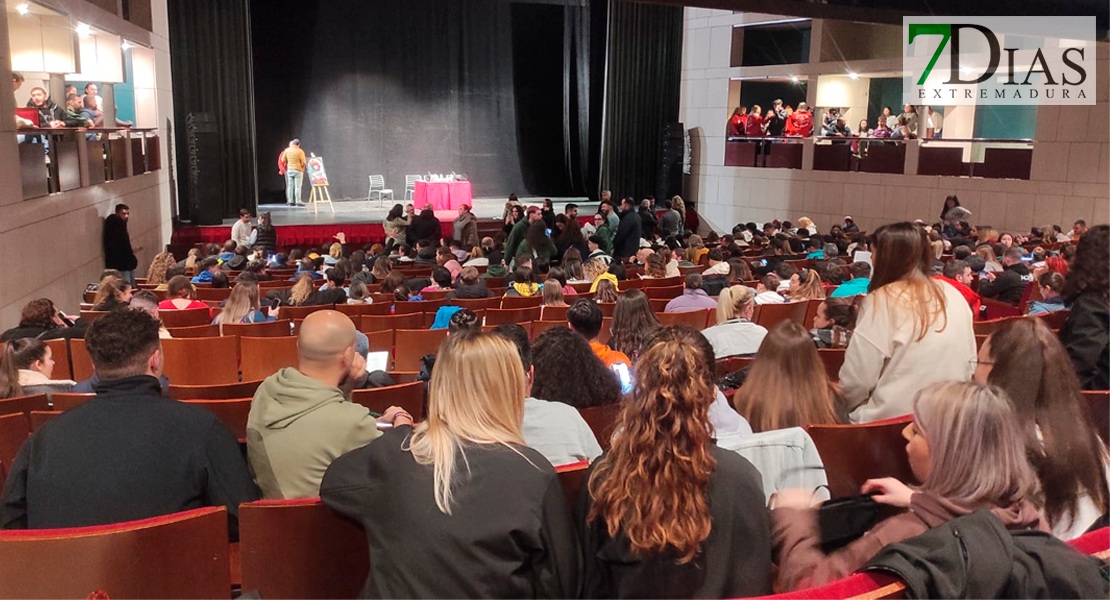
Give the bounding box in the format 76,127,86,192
413,180,472,211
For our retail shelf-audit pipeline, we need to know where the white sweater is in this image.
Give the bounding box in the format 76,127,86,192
840,279,976,423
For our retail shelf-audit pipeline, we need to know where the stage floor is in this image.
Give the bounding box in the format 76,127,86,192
238,196,592,227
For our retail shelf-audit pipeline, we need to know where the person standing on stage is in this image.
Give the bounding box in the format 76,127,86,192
454,204,479,249
102,203,141,286
279,139,307,206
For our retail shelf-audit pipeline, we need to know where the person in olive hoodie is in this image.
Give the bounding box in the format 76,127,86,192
247,310,413,499
978,246,1034,305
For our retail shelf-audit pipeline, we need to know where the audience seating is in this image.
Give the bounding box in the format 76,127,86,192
360,313,423,333
648,299,671,312
973,317,1015,335
598,317,613,344
486,307,542,326
167,324,221,338
0,507,231,599
578,404,622,451
0,394,49,428
980,297,1022,320
716,356,756,377
753,571,905,599
554,461,590,507
622,278,644,290
351,381,425,422
421,290,449,301
1033,309,1070,330
366,329,393,356
196,287,233,301
29,410,62,431
484,276,506,288
238,499,368,600
806,415,917,497
642,285,683,300
218,320,292,339
540,305,569,321
69,339,95,381
803,298,823,330
657,309,712,330
500,296,543,309
82,290,96,303
393,300,446,315
43,338,72,381
183,399,251,442
241,336,299,382
51,393,94,411
597,302,616,317
159,308,215,328
754,301,808,330
531,320,567,338
334,303,392,317
975,334,988,350
161,337,240,385
386,371,419,383
169,380,264,401
1083,390,1109,444
0,413,28,484
369,292,395,304
568,282,592,294
392,329,448,371
277,305,334,321
818,348,846,382
451,297,502,311
640,275,682,288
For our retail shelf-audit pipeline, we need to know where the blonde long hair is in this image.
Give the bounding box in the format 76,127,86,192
146,252,176,285
215,282,261,324
288,274,314,305
716,284,755,324
582,258,609,282
912,381,1038,507
409,332,529,514
790,268,826,300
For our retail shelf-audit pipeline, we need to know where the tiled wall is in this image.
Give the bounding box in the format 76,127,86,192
0,0,175,325
681,7,1110,234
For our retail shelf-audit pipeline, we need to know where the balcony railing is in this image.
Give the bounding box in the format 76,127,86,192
723,135,1035,180
14,128,161,201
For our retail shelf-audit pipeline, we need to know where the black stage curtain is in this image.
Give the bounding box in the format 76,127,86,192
167,0,258,223
601,1,683,201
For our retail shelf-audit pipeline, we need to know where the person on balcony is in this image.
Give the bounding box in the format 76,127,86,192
763,99,787,137
822,116,852,139
726,106,747,137
788,102,813,137
743,104,764,137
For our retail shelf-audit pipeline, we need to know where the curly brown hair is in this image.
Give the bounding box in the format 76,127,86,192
587,326,716,563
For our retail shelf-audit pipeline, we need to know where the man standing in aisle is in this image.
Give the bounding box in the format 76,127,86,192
232,209,254,249
280,139,307,206
102,203,141,286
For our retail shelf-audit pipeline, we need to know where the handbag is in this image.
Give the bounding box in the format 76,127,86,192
817,493,881,553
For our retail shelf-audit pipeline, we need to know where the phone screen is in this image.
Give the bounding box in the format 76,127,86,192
271,298,281,310
545,228,552,236
611,363,633,395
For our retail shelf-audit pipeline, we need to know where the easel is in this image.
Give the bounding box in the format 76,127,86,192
308,184,334,214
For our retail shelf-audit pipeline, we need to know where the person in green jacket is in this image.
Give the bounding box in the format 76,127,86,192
516,220,558,263
505,206,542,260
592,213,613,251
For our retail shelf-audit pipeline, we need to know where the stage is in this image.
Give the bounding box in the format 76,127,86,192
170,196,592,250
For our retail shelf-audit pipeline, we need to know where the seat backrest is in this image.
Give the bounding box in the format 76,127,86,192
500,295,543,310
51,393,94,412
817,348,847,382
166,324,221,338
555,462,590,508
240,336,299,382
239,499,368,599
486,306,542,326
351,381,426,421
30,410,62,431
1082,390,1109,444
643,285,683,300
360,313,424,333
158,308,213,328
803,298,824,330
656,309,712,330
640,275,682,288
450,297,502,311
169,380,264,401
578,404,622,451
335,303,392,318
183,398,252,442
531,320,567,339
161,336,240,385
1033,309,1070,331
218,319,292,340
755,300,808,330
69,338,95,381
387,371,420,383
0,507,231,599
195,287,233,301
43,339,71,381
0,394,49,423
0,413,29,483
806,416,917,497
392,329,448,371
369,174,384,188
392,299,446,315
78,310,109,325
541,305,569,322
973,316,1017,335
597,302,616,317
279,304,334,321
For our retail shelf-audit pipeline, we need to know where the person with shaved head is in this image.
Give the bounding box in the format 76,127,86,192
247,310,413,499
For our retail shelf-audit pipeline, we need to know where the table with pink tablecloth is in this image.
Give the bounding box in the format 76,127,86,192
413,180,472,210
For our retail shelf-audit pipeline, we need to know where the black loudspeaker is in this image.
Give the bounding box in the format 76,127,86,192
185,112,225,225
656,122,685,202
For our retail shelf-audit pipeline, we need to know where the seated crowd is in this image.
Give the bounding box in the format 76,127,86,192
0,194,1106,598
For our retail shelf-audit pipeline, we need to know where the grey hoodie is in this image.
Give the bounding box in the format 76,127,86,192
247,367,381,499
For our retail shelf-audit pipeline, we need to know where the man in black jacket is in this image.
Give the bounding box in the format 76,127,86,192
979,247,1034,305
611,197,642,261
0,310,259,539
102,203,140,285
410,203,442,246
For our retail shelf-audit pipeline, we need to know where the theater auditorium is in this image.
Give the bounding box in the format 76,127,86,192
0,0,1108,597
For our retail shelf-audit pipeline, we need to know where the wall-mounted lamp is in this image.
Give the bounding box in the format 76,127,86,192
121,40,132,51
790,76,799,83
75,22,92,37
847,71,859,80
15,3,30,15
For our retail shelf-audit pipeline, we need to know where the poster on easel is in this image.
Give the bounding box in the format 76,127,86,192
307,155,329,186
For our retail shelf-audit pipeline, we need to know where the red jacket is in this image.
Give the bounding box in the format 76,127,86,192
789,111,813,137
744,114,764,137
727,114,746,137
934,275,981,317
277,149,287,175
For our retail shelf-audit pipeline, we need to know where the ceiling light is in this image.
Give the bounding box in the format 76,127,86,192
121,40,132,51
847,71,859,80
15,4,29,15
75,22,92,37
790,76,799,83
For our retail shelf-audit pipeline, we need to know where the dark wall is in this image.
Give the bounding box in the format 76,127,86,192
740,24,811,67
738,81,808,114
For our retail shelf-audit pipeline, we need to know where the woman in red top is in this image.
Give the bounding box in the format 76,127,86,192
157,275,212,316
726,106,747,137
789,103,813,137
743,105,764,137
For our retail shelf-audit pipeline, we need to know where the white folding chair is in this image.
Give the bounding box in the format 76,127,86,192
367,175,393,207
404,175,422,201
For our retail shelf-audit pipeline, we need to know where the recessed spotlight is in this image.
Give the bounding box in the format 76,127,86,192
790,76,799,83
15,4,30,15
847,71,859,80
75,22,92,37
121,40,132,51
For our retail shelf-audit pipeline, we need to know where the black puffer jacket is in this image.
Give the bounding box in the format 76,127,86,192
978,262,1034,304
